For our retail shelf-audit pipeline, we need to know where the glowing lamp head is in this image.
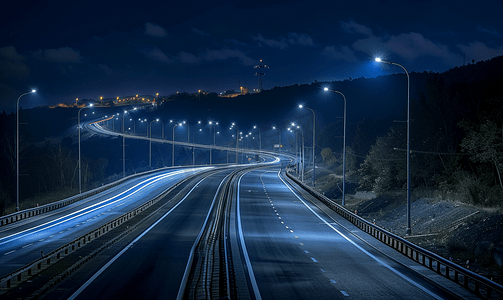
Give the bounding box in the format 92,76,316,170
298,104,303,108
375,57,382,62
89,103,93,107
323,87,328,91
156,118,159,122
31,89,36,93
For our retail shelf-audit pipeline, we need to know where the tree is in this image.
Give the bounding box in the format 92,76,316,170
461,119,503,188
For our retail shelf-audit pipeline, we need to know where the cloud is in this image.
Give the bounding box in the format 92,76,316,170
0,45,30,79
287,33,314,46
204,48,255,66
353,31,460,66
458,41,503,62
253,34,288,49
178,51,201,64
33,47,83,63
477,25,500,37
139,46,174,63
322,45,358,62
98,64,113,75
176,48,255,66
0,45,25,61
253,32,315,49
145,22,167,38
340,20,373,36
387,32,452,61
191,28,211,38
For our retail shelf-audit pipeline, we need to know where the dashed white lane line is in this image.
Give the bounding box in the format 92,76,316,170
4,250,16,255
330,279,337,284
311,257,318,262
341,291,349,296
22,243,33,248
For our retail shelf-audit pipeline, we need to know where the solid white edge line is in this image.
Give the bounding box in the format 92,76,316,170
0,168,209,245
277,171,443,300
237,170,262,300
68,177,206,300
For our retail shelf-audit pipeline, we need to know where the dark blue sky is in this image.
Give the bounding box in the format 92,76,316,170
1,0,502,111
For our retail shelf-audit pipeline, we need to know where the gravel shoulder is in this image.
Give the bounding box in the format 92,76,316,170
304,167,503,284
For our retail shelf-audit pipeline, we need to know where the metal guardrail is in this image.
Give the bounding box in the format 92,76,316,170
0,165,196,227
285,170,503,299
0,172,195,292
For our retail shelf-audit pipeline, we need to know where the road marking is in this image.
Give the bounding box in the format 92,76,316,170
341,291,349,296
4,250,16,255
330,279,337,284
69,176,207,300
39,239,45,241
0,168,207,246
277,173,444,300
311,257,318,262
320,268,325,272
304,250,309,253
22,243,33,248
237,171,263,300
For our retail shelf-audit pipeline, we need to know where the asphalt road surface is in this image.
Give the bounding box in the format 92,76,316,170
0,166,211,278
237,168,457,299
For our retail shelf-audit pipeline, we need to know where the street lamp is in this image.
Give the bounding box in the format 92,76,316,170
78,103,93,194
16,89,36,211
296,126,305,182
149,119,160,168
122,110,128,177
272,126,281,153
323,87,347,206
375,57,411,235
172,123,182,166
193,128,202,165
230,123,239,163
253,125,262,151
299,105,316,187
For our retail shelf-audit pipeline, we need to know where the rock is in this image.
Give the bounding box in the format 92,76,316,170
492,246,503,267
475,241,493,257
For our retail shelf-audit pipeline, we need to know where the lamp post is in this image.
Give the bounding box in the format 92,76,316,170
230,123,239,163
299,105,316,186
122,110,128,177
272,126,281,153
296,126,305,182
288,127,299,174
172,123,182,166
253,125,261,151
375,57,411,235
78,103,93,194
16,89,36,211
149,119,160,168
209,121,216,165
193,128,202,165
323,87,347,206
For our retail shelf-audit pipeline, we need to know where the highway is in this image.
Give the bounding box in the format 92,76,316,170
0,166,212,278
64,169,237,300
237,169,456,299
0,117,478,299
31,166,460,300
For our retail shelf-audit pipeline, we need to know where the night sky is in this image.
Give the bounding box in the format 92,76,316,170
1,0,502,111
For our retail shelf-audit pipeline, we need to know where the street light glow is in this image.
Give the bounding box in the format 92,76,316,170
323,87,328,91
31,89,36,93
298,104,303,108
375,57,382,62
